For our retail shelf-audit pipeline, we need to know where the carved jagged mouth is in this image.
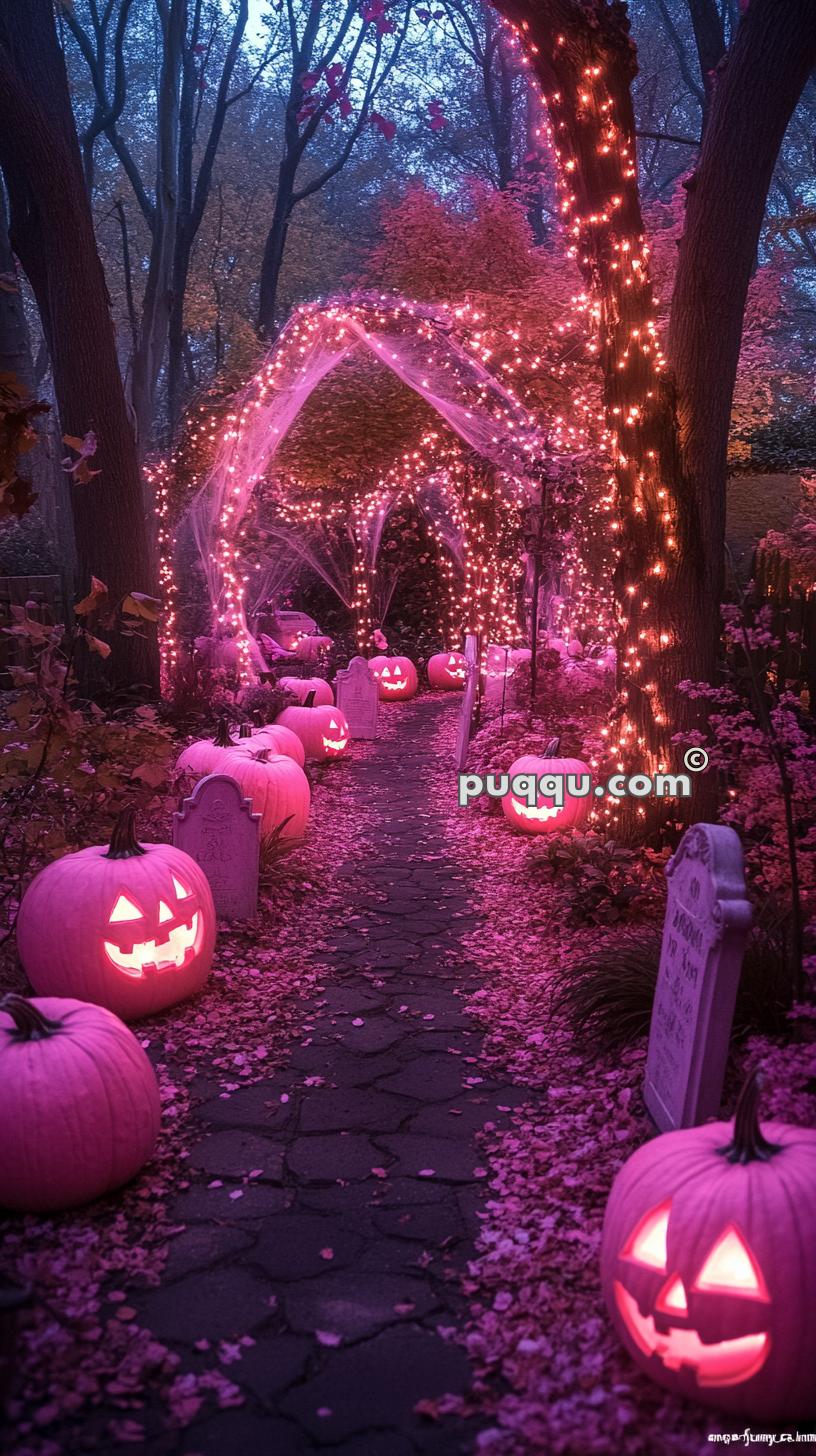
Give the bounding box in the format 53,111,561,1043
614,1283,769,1387
512,799,559,822
105,912,201,978
381,680,407,691
447,670,466,680
323,736,348,752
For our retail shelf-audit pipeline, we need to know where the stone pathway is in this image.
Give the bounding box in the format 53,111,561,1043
134,696,531,1455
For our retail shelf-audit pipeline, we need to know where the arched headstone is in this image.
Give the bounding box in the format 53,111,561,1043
336,656,379,739
173,774,261,921
644,823,751,1131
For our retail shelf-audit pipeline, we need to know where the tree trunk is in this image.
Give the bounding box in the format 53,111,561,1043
0,0,159,690
489,0,816,821
258,162,296,340
130,0,186,450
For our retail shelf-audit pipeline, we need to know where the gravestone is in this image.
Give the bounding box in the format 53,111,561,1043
336,656,379,739
454,634,479,771
483,643,512,705
644,822,751,1132
173,774,261,921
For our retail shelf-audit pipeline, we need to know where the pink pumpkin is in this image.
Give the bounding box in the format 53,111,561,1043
501,744,591,835
0,994,161,1211
279,675,334,706
175,719,234,776
16,811,216,1021
427,651,467,691
233,723,306,768
275,704,350,760
601,1074,816,1421
220,750,310,837
368,655,418,701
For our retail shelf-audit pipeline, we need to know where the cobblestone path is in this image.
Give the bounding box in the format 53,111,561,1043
135,696,529,1455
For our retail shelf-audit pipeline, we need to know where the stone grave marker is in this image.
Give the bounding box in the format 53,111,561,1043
644,822,751,1132
455,634,479,771
173,773,261,921
336,655,379,738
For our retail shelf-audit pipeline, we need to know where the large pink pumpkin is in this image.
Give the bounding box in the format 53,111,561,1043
0,994,161,1211
427,651,467,691
601,1075,816,1421
275,704,350,760
368,655,418,702
220,750,310,837
279,676,334,707
16,811,216,1021
501,749,591,835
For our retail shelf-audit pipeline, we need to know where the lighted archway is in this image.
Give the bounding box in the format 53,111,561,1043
170,291,554,679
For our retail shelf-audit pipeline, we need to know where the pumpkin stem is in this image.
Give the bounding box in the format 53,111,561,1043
719,1070,783,1164
239,724,253,739
303,689,317,708
104,807,147,860
213,718,233,749
250,748,271,763
544,735,561,755
1,994,62,1041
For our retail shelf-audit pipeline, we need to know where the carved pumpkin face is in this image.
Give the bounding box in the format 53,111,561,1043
104,871,205,979
601,1089,816,1420
427,651,466,691
275,704,350,760
501,753,591,836
368,655,418,701
613,1201,770,1389
16,813,216,1022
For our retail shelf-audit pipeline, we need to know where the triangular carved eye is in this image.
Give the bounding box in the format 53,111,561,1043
622,1200,670,1271
693,1226,769,1300
158,900,173,924
382,667,391,677
172,875,190,900
394,665,403,676
109,894,143,923
656,1274,687,1315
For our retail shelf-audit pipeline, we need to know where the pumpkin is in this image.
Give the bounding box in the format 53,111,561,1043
601,1073,816,1420
279,675,334,707
275,703,350,760
427,651,467,691
368,654,418,701
175,718,234,776
220,749,310,837
232,722,306,768
16,810,216,1021
0,993,161,1210
501,738,591,835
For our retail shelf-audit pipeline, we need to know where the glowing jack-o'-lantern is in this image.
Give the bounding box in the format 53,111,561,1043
427,651,467,691
16,811,216,1021
368,655,418,701
275,700,350,761
601,1074,816,1420
501,739,591,835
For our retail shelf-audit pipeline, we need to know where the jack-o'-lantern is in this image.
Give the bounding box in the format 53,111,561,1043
0,993,162,1211
220,749,311,837
368,655,418,701
279,675,334,707
16,811,216,1021
427,651,467,691
601,1074,816,1420
501,739,591,835
275,700,350,760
